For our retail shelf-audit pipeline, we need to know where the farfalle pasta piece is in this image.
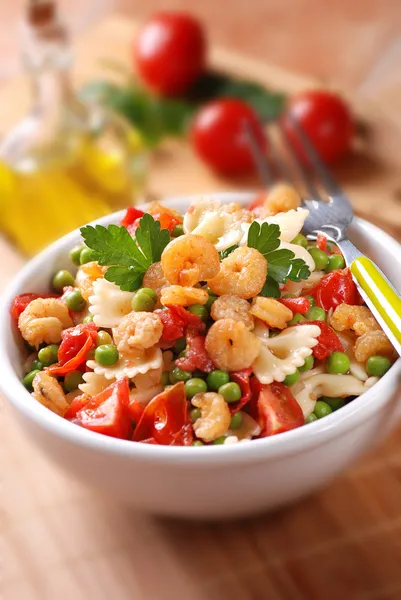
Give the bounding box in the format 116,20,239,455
294,373,368,418
227,412,261,440
252,324,321,384
279,241,316,271
336,332,368,382
88,278,134,328
129,384,163,407
87,347,163,381
133,364,163,389
79,371,113,396
239,208,310,246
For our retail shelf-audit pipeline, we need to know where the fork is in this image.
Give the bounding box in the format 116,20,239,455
245,118,401,357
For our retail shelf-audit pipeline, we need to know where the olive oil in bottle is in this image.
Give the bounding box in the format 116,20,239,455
0,1,147,256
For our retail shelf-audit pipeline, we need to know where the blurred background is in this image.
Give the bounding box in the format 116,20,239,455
1,0,400,93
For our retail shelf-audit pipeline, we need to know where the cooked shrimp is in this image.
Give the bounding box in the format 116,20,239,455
75,261,107,301
113,311,163,356
354,330,395,363
205,318,261,371
211,294,254,330
142,261,168,296
160,285,208,306
18,298,73,348
161,234,220,286
191,392,231,442
32,372,69,416
250,297,293,329
260,183,301,216
330,304,380,336
208,247,267,299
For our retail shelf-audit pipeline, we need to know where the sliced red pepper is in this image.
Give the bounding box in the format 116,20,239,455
133,382,192,445
155,305,204,347
47,322,98,376
257,382,304,436
308,268,363,311
120,206,145,228
72,378,132,439
176,335,214,373
11,293,59,321
229,368,252,414
64,394,90,420
279,296,311,315
299,320,343,360
316,233,328,252
126,397,144,424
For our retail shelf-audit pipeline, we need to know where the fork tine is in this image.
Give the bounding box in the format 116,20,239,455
276,121,322,201
284,113,343,197
263,126,293,183
243,121,274,187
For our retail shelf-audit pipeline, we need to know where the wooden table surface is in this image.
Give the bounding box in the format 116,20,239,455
2,14,401,600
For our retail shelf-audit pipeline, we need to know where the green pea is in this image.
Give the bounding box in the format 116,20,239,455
213,436,227,445
308,247,329,271
188,304,209,322
169,367,192,384
207,369,229,391
366,355,392,377
172,224,184,237
52,269,75,291
142,287,158,301
79,247,96,265
305,413,318,424
291,233,308,248
160,371,170,386
326,253,345,272
230,412,243,429
65,290,86,312
190,407,202,423
96,330,112,347
205,293,218,311
304,295,315,307
95,344,119,366
299,355,314,373
283,369,300,386
38,344,59,366
320,396,345,411
64,370,84,392
305,306,326,321
327,351,350,374
314,400,333,419
82,314,94,323
132,288,156,312
173,337,186,353
185,378,207,398
287,313,305,325
22,369,40,391
192,440,204,446
32,359,44,371
218,382,242,403
69,245,84,266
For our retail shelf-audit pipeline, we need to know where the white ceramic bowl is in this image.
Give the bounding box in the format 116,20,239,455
1,193,400,520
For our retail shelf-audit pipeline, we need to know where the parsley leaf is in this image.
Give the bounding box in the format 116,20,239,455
219,245,238,260
80,215,171,292
247,222,280,255
246,220,310,296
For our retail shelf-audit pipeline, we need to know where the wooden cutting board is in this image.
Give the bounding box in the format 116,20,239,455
2,15,401,600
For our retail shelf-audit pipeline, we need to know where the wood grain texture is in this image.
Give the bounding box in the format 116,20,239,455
1,15,401,600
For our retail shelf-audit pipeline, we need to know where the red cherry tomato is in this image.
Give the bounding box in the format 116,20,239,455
134,12,206,96
11,293,59,321
257,382,304,436
133,382,192,445
308,268,363,311
47,323,98,377
120,207,145,229
282,90,354,164
155,305,205,347
299,320,343,360
229,368,252,414
64,394,90,420
72,378,132,440
191,99,267,175
176,335,214,373
279,296,311,315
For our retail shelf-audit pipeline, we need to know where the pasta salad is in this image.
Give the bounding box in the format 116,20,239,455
13,187,396,446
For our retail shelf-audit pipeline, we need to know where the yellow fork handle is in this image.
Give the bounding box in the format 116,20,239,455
350,257,401,356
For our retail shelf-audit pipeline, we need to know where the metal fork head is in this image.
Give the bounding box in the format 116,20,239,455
245,115,354,243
